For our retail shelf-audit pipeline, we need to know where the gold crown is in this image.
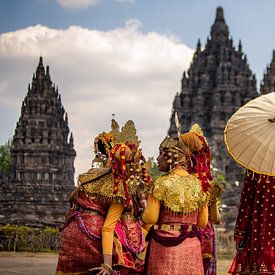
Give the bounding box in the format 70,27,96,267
110,119,140,146
92,119,140,167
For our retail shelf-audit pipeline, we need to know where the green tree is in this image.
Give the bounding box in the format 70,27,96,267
148,157,164,180
0,141,11,174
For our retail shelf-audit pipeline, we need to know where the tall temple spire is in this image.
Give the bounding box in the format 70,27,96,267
0,57,76,226
260,50,275,94
36,56,45,78
168,6,258,230
210,6,229,43
215,6,225,22
45,65,51,81
168,6,258,179
196,39,201,52
238,40,242,52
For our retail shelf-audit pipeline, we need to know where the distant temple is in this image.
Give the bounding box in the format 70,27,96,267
260,50,275,94
0,57,76,226
168,7,258,181
168,7,259,228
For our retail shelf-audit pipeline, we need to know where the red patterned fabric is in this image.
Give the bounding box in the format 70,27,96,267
56,192,145,274
201,222,216,275
113,213,145,273
56,193,109,274
146,207,204,275
230,170,275,274
201,222,214,259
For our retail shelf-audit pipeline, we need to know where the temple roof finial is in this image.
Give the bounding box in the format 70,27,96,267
69,132,74,145
196,39,201,51
45,65,51,81
238,40,242,52
39,56,43,66
36,56,45,77
215,6,225,22
210,6,229,43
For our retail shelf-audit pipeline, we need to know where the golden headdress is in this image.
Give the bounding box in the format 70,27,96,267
93,119,140,166
111,119,140,147
77,119,150,208
159,136,178,152
94,119,150,207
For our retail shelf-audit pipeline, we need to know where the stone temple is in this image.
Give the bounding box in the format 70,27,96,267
168,7,258,182
168,7,260,228
0,57,76,226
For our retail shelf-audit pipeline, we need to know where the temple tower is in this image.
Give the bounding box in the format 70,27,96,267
0,57,76,226
168,7,258,181
260,50,275,94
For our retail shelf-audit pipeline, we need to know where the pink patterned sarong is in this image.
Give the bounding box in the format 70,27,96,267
146,207,204,275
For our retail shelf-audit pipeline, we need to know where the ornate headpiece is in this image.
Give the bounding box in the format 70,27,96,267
159,136,178,152
180,123,213,192
93,119,140,166
159,136,189,170
94,118,150,207
110,119,140,147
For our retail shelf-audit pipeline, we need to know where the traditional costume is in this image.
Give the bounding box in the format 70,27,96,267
223,92,275,274
143,134,209,275
182,124,223,275
56,119,150,275
229,170,275,274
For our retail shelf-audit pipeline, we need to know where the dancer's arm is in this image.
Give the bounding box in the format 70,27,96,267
209,201,220,224
93,202,124,275
142,197,160,225
197,204,208,228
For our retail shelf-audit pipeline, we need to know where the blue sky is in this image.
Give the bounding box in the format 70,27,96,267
1,0,275,178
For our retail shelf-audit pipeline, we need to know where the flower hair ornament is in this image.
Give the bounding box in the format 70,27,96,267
93,132,114,167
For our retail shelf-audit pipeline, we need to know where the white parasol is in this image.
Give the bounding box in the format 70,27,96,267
224,92,275,176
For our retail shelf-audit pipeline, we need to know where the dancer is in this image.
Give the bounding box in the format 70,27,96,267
229,170,275,274
142,134,209,275
181,124,223,275
56,119,150,275
224,92,275,274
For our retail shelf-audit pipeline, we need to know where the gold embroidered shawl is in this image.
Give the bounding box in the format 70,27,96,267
78,167,142,204
152,172,208,214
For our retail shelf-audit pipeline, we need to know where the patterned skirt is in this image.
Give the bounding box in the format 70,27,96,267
56,210,104,274
146,230,204,275
56,210,146,274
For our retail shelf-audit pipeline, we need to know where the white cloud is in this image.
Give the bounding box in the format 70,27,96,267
0,21,194,182
57,0,100,9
